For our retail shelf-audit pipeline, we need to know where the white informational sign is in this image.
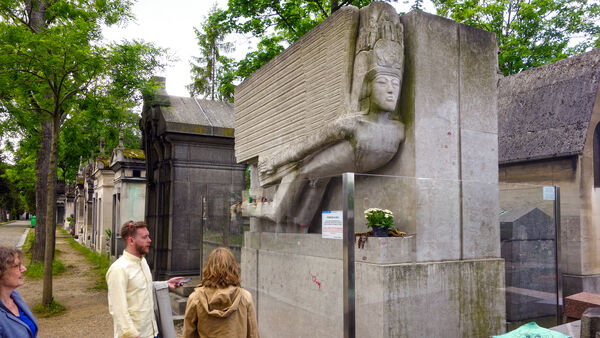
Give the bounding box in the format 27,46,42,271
322,210,343,239
543,186,555,201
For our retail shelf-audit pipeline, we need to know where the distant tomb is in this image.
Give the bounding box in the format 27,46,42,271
109,134,147,258
500,207,556,322
141,78,246,279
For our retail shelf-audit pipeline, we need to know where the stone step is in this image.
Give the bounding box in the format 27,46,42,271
170,292,189,316
171,276,201,297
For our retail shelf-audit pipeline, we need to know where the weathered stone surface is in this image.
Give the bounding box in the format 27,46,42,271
241,232,505,338
500,207,556,321
500,207,555,241
109,143,147,257
462,181,500,259
141,79,246,278
354,235,415,264
415,178,460,261
234,6,359,163
236,5,503,337
566,292,600,319
240,3,406,231
459,22,498,134
581,307,600,338
498,49,600,164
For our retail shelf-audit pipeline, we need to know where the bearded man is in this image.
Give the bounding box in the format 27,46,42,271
106,221,183,338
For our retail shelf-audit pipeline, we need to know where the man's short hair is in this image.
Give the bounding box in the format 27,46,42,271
120,221,147,241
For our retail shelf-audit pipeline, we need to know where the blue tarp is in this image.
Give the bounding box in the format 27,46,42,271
493,322,571,338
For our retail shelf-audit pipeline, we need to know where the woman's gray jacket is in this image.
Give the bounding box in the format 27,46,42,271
0,290,38,337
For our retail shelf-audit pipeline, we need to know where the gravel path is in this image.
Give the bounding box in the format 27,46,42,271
17,230,114,338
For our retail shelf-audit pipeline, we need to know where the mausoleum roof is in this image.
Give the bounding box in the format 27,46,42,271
115,148,145,160
109,148,146,171
498,49,600,164
162,96,234,134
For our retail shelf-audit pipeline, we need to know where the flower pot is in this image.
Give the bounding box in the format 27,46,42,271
371,225,389,237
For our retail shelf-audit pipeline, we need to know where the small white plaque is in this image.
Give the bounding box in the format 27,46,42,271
322,210,343,239
543,186,555,201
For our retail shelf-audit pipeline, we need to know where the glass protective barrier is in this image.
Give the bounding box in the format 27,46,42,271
195,173,560,337
499,182,561,331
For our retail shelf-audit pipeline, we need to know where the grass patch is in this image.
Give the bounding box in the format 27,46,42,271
22,230,34,257
33,298,66,318
59,228,112,290
24,260,66,278
0,220,15,226
22,229,66,278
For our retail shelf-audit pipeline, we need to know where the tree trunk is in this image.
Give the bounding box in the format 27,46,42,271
30,0,49,263
32,119,51,262
42,114,58,306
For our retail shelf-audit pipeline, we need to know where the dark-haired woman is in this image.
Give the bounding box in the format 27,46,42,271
0,246,38,337
183,247,259,338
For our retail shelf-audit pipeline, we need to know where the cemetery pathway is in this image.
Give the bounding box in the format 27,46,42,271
17,229,114,338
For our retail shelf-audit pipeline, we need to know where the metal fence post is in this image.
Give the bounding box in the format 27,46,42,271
343,173,355,338
554,186,563,325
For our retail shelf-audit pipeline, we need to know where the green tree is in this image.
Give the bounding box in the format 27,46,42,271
0,0,166,306
3,140,37,214
432,0,600,75
0,160,24,221
197,0,373,99
188,5,234,101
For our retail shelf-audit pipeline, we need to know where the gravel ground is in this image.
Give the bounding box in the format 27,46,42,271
17,231,114,338
17,230,187,338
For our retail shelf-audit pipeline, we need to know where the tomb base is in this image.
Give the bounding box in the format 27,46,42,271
241,232,505,338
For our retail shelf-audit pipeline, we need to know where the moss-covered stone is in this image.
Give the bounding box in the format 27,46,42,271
122,149,145,160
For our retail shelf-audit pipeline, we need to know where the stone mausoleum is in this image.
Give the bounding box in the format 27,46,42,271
498,49,600,297
109,135,147,257
141,78,246,279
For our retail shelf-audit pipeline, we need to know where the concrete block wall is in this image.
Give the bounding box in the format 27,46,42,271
242,233,505,338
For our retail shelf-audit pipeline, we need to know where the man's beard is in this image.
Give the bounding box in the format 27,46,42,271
135,242,149,256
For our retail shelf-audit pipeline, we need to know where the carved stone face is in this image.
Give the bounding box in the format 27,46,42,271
370,74,400,113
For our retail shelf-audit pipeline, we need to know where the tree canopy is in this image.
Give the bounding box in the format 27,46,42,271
433,0,600,75
192,0,600,100
188,5,234,101
0,0,167,306
192,0,373,101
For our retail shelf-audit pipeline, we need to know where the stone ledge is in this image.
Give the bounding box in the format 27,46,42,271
244,231,416,263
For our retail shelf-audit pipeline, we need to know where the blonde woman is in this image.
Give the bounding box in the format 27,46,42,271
183,248,258,338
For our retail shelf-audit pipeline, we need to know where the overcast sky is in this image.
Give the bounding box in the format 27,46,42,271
102,1,433,98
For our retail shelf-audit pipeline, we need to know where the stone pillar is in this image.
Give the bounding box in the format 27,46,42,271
381,10,500,262
582,307,600,338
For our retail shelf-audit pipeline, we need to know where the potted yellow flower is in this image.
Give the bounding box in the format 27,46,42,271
364,208,394,237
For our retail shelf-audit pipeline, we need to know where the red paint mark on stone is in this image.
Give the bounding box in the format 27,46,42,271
310,273,321,289
362,256,367,261
448,132,452,135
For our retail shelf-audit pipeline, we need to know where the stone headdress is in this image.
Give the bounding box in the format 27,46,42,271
351,2,404,113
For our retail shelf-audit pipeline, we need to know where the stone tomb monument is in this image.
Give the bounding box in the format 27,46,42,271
236,3,504,337
500,208,556,322
141,78,246,279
